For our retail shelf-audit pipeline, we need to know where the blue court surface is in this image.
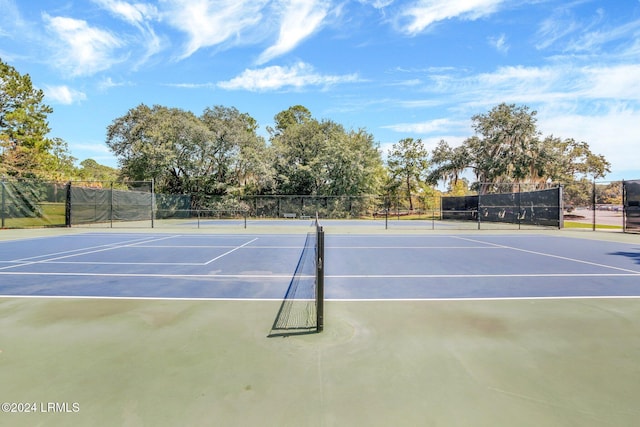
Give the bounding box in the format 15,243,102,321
1,231,639,300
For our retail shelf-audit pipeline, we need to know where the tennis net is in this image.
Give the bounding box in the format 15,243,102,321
269,216,324,336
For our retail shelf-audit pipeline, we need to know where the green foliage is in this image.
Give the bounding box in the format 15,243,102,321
429,103,611,193
0,59,82,180
78,159,119,182
106,104,271,206
269,107,384,197
386,137,429,210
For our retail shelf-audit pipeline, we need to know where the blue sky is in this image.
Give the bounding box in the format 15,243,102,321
1,0,639,181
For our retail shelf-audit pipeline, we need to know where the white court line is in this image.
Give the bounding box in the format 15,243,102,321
1,295,639,302
325,273,640,278
0,235,179,272
0,271,634,279
452,236,640,275
10,235,176,263
203,238,258,265
0,272,300,278
327,246,501,249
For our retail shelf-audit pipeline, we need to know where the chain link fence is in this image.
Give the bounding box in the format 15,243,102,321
2,178,639,232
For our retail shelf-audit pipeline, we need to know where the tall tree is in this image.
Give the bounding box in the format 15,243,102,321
200,105,272,195
269,106,383,196
428,103,610,192
386,137,429,210
0,58,75,179
106,104,269,204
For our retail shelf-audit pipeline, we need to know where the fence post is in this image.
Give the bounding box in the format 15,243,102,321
518,183,522,230
110,181,114,228
558,184,564,229
1,177,5,229
477,188,482,230
592,180,596,231
65,181,72,227
151,178,155,229
622,180,626,232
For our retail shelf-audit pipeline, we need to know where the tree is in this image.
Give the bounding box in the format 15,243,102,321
199,106,272,195
386,137,429,210
428,103,611,192
269,106,384,196
1,58,76,179
78,159,119,182
427,139,468,186
106,104,270,205
106,104,188,186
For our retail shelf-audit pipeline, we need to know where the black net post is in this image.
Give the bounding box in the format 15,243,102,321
316,225,324,333
65,181,72,227
558,184,564,229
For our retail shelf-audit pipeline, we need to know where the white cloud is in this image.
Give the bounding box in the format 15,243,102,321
217,62,359,91
488,33,509,54
161,0,268,59
538,105,640,176
92,0,163,66
357,0,395,8
535,10,581,50
580,64,640,100
91,0,159,25
565,18,640,53
0,0,24,38
44,85,87,104
43,13,123,76
383,118,459,134
396,0,505,35
257,0,330,64
97,77,134,91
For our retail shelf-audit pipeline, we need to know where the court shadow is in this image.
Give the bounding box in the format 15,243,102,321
609,251,640,265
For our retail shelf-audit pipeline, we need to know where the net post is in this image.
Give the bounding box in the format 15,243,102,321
558,184,564,229
65,181,72,227
316,225,324,333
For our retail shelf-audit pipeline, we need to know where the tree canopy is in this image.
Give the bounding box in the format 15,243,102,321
429,103,611,194
386,138,429,210
269,106,384,196
0,58,65,178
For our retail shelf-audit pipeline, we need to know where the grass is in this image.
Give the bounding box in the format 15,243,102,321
1,203,66,228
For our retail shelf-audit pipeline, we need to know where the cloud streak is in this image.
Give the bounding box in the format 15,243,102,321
161,0,268,59
395,0,506,35
257,0,331,64
217,62,359,91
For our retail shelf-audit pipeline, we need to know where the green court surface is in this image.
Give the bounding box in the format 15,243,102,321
1,296,640,426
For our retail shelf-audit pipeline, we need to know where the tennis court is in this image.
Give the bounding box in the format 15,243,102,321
1,225,640,426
